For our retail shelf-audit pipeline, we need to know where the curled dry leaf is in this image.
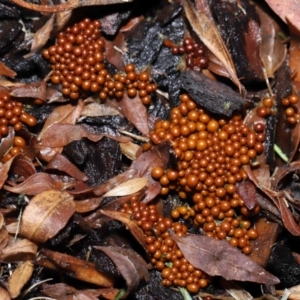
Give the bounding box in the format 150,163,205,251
39,248,114,287
95,246,149,297
8,261,34,299
0,238,38,262
0,156,16,190
40,123,130,148
100,210,148,251
4,173,62,195
170,231,280,285
256,5,287,78
119,93,149,137
19,190,75,243
10,154,36,178
0,61,16,77
103,177,148,197
120,142,140,160
46,153,89,181
0,127,14,158
38,101,84,140
10,0,133,12
236,180,257,210
183,0,242,92
25,14,55,58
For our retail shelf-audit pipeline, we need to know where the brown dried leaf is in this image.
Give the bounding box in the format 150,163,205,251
40,123,130,147
0,156,16,190
46,153,89,181
236,180,257,210
0,287,10,300
75,197,103,213
120,142,140,160
170,231,280,285
256,5,287,77
40,248,114,287
95,246,148,296
38,102,84,140
10,0,133,12
290,34,300,82
10,154,36,178
100,210,148,251
25,14,55,58
103,177,147,197
10,81,47,101
0,238,38,262
0,227,9,253
19,190,75,243
264,0,300,32
0,127,14,158
0,61,16,77
183,0,242,92
8,261,34,298
119,93,149,136
4,173,60,195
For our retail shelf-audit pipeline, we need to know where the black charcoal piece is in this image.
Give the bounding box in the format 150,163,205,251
181,70,244,116
0,20,22,52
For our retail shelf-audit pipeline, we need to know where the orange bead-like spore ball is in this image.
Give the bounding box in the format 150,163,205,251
119,196,211,293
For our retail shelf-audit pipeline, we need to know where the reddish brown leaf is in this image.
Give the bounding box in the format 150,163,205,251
0,227,9,253
8,261,34,298
236,180,257,210
10,81,47,101
19,190,75,243
81,102,120,117
119,93,149,137
170,231,280,285
0,238,38,262
46,153,89,181
40,123,130,148
40,249,114,287
100,210,148,251
0,127,14,158
10,154,36,178
75,197,103,213
0,157,15,190
95,246,148,296
0,61,16,77
4,173,62,195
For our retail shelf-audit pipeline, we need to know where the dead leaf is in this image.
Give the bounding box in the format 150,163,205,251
0,238,38,262
183,0,242,92
236,180,257,210
256,5,287,78
10,81,47,101
10,0,134,13
4,173,62,195
119,93,150,137
40,123,130,148
75,197,103,213
0,127,14,158
0,156,16,190
81,102,120,117
8,261,34,298
25,14,55,58
264,0,300,32
39,248,114,287
19,190,75,243
120,142,140,160
95,246,148,296
0,286,10,300
100,210,148,251
170,231,280,285
10,154,36,178
103,177,147,197
0,61,16,77
0,227,9,253
46,153,89,181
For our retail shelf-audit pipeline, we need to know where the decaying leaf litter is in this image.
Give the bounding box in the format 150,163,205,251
1,0,300,299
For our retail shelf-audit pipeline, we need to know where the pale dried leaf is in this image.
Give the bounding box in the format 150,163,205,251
10,0,134,13
183,0,242,92
25,14,55,58
10,81,47,101
56,10,73,31
81,102,120,117
19,190,75,243
0,61,16,77
8,261,34,298
0,227,9,253
103,177,147,197
0,286,10,300
120,142,140,160
220,278,253,300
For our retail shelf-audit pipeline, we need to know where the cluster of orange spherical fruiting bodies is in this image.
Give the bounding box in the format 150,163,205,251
119,196,211,293
0,92,37,139
281,94,299,125
256,97,274,118
164,37,208,72
42,18,157,104
1,136,27,163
